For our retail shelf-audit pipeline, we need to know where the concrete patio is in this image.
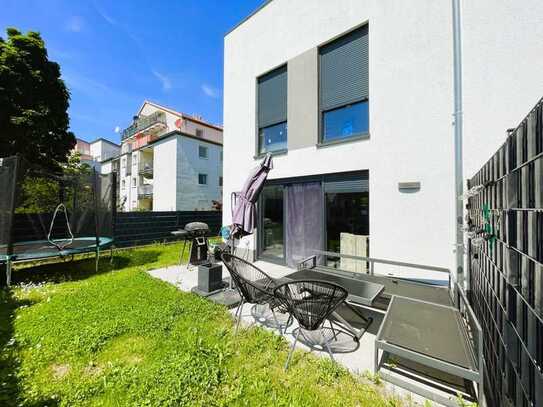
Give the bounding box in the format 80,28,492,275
148,260,452,406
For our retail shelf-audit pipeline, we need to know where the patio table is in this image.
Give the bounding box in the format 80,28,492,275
285,268,384,341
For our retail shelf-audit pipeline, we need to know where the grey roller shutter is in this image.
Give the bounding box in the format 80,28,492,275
320,25,368,111
324,179,368,194
258,65,287,128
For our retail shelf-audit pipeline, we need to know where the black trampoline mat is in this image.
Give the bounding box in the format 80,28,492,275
0,237,113,261
378,296,476,370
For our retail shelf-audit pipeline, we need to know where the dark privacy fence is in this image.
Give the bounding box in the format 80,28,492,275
114,211,221,247
467,97,543,407
12,211,222,249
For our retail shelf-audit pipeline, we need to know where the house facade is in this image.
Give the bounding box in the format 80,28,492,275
114,101,223,212
73,138,120,171
222,0,543,275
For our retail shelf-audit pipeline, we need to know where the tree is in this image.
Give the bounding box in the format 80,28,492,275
16,152,92,214
0,28,75,173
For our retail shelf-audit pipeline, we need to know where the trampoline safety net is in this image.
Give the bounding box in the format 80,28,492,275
0,155,116,264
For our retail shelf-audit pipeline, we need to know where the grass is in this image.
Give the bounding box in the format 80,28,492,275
0,242,404,406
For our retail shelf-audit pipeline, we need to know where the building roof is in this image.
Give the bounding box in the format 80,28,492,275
225,0,274,36
137,100,223,132
147,130,223,148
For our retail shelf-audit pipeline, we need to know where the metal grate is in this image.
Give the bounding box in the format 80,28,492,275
467,96,543,407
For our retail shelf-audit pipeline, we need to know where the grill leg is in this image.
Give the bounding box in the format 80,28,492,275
285,328,301,371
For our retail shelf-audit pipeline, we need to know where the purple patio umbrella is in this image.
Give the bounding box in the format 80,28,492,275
230,153,273,239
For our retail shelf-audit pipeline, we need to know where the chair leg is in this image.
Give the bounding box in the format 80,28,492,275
271,307,283,336
285,328,301,371
322,329,335,362
329,319,337,341
234,298,244,335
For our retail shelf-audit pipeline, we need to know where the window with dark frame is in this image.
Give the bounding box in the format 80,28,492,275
198,173,207,185
198,145,208,159
219,176,223,186
195,129,203,138
257,65,288,154
319,25,369,143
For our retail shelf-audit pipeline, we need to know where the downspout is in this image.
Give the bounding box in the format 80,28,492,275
452,0,465,287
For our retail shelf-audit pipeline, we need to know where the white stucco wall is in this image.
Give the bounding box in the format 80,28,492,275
153,136,178,211
177,136,223,210
223,0,543,275
90,140,120,163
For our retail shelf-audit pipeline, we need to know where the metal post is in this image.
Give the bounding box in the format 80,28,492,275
6,259,12,287
452,0,465,287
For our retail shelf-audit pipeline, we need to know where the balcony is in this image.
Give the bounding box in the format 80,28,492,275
122,111,167,141
138,184,153,199
139,161,154,178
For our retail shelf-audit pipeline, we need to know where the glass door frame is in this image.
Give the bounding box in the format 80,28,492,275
256,170,369,266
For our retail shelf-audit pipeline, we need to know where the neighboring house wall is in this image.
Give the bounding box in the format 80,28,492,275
223,0,543,275
118,101,223,212
152,136,178,211
90,140,120,162
177,136,223,210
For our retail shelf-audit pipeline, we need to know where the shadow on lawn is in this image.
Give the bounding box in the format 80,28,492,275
0,290,59,407
9,249,161,286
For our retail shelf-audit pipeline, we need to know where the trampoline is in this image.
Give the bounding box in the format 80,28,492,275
0,155,116,286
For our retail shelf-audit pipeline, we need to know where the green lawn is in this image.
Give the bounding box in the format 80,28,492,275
0,243,404,406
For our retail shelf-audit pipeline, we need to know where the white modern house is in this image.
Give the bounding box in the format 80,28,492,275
73,138,120,172
222,0,543,276
113,101,223,212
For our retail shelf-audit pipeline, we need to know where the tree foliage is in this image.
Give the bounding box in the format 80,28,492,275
0,28,75,172
16,153,92,214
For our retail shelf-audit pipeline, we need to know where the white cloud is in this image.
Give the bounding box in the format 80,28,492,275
66,16,84,32
114,126,121,133
152,70,172,91
201,83,219,99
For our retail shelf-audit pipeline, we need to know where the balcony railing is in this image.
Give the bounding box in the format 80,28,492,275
122,111,167,140
138,184,153,198
139,161,154,177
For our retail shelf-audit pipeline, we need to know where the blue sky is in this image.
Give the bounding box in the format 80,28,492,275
0,0,264,144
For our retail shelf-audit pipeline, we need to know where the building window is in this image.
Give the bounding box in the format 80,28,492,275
132,178,136,187
319,25,369,143
196,129,203,138
220,151,223,161
257,65,287,154
219,176,223,187
199,145,208,159
198,173,207,185
121,179,126,190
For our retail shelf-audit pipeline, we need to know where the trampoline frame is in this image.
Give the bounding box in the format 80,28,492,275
1,156,116,287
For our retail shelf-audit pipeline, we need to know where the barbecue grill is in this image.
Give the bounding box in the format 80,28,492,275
171,222,211,267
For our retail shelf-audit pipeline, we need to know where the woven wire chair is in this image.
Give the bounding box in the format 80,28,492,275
221,253,289,334
274,279,348,370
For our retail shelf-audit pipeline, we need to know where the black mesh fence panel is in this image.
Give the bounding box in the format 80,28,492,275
0,156,19,257
468,97,543,407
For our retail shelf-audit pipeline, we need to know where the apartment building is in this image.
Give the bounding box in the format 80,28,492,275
114,101,223,212
73,138,120,171
223,0,543,274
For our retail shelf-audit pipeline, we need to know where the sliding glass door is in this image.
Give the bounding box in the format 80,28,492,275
259,185,284,260
258,172,369,269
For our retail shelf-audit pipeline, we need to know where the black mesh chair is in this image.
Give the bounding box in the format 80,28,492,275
221,253,289,334
274,280,348,370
